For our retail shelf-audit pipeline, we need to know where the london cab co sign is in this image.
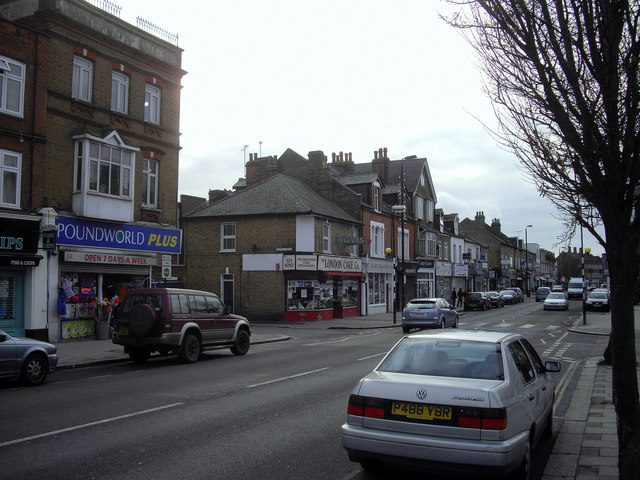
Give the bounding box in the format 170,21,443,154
56,217,182,254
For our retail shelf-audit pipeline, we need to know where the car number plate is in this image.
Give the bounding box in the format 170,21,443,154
391,401,452,420
119,326,128,336
411,312,425,317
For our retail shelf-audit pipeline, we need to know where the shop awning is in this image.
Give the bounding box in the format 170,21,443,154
0,254,43,267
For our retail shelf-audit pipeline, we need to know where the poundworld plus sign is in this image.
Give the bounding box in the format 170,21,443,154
56,217,182,254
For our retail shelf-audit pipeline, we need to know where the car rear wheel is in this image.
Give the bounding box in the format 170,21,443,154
21,353,48,386
402,326,411,334
441,318,446,328
230,329,250,356
510,435,531,480
179,333,201,363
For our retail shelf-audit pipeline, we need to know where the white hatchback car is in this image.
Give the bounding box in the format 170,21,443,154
341,330,560,479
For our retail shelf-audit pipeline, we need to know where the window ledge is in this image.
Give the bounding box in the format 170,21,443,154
141,205,162,213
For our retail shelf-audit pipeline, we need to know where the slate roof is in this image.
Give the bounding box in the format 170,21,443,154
334,172,381,187
186,174,360,224
351,156,436,202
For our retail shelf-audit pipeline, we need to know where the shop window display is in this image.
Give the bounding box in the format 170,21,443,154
335,280,359,308
287,280,334,311
58,272,134,340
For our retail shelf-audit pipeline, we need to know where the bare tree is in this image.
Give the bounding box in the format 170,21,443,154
445,0,639,477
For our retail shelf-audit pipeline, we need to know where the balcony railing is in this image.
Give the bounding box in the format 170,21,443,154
136,17,179,46
85,0,121,17
83,0,179,46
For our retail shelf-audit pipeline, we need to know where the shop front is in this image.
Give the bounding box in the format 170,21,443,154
0,216,44,338
283,254,362,321
364,258,394,315
416,260,435,298
53,216,181,341
436,260,453,300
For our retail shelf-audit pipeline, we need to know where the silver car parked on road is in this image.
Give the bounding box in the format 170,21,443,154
341,330,560,478
0,330,58,386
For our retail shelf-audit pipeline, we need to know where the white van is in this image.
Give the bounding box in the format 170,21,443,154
567,277,585,299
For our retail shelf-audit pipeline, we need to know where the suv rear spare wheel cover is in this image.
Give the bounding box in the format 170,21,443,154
128,303,158,338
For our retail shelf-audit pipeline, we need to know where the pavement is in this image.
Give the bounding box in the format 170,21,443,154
51,302,639,479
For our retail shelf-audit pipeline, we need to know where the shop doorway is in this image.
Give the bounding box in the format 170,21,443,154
0,272,25,336
222,274,234,312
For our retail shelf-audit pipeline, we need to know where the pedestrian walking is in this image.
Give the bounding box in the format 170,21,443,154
457,288,464,308
451,289,457,307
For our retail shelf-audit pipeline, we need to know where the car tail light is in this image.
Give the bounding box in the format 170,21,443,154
347,395,385,418
347,395,364,416
457,407,507,430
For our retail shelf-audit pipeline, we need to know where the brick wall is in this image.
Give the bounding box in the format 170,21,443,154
7,8,184,222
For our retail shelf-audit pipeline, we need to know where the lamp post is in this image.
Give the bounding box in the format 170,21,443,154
525,225,532,297
392,203,406,314
392,159,408,312
385,247,396,324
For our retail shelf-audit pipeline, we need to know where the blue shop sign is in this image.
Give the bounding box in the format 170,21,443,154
56,217,182,254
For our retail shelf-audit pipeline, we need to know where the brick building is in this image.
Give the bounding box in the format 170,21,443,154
0,0,184,340
182,173,362,322
342,148,439,302
556,247,605,288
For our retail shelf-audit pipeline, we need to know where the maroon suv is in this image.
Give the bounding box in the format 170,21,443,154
112,288,251,363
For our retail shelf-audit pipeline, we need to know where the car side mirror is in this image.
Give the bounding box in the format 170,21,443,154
545,361,561,373
0,334,7,342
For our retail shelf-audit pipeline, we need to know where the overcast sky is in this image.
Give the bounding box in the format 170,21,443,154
126,0,603,256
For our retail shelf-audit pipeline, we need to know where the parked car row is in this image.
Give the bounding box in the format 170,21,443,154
1,287,250,387
465,287,525,311
402,287,536,333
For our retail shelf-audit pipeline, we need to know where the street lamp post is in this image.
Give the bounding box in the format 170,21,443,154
525,225,532,296
392,203,406,315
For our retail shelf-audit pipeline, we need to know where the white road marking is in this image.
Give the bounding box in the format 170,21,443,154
246,367,330,388
0,403,184,448
303,331,380,346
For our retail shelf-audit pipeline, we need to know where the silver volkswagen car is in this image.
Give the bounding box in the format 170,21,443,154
341,330,560,478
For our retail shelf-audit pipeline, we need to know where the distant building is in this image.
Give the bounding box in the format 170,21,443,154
556,247,604,287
